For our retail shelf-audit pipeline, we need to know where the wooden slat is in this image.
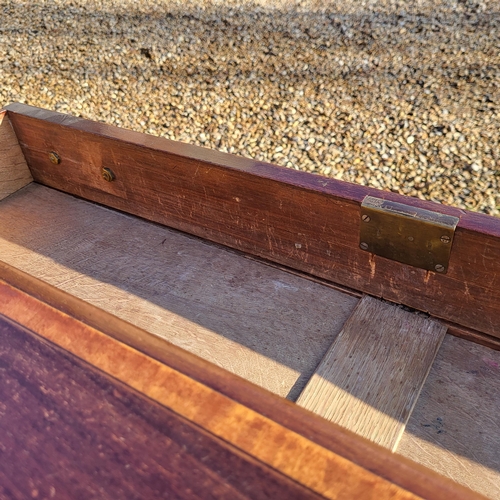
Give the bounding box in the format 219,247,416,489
0,183,358,399
0,280,423,500
0,261,484,500
0,314,321,500
5,103,500,340
297,296,447,450
398,335,500,500
0,110,32,200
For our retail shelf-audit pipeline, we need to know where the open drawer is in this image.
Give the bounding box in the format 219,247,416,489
0,104,498,499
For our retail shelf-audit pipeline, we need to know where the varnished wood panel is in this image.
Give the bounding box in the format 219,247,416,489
0,314,321,500
6,103,500,340
398,335,500,500
0,263,483,500
297,296,447,450
0,184,357,399
0,280,426,500
0,110,32,200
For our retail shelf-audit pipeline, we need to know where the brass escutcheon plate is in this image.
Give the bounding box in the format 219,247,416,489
359,196,459,274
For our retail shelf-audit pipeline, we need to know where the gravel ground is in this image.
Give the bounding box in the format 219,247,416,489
1,0,499,214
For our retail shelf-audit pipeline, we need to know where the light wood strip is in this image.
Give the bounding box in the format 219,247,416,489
398,335,500,500
0,110,32,200
0,280,419,500
297,295,447,450
0,184,358,400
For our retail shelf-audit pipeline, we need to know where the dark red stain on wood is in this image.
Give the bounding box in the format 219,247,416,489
0,314,319,500
6,103,500,340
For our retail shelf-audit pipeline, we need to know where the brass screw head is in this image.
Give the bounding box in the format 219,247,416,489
49,152,61,164
435,264,445,273
440,235,451,243
360,242,369,251
361,214,371,223
102,167,116,182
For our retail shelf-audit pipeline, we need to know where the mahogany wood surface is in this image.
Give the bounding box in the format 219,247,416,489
0,314,321,500
0,280,420,500
5,103,500,340
0,262,484,500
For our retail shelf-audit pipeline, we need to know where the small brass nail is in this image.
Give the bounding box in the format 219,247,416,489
102,167,116,182
49,152,61,164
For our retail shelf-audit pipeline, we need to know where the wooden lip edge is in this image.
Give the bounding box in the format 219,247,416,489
0,261,483,500
445,321,500,351
5,102,500,237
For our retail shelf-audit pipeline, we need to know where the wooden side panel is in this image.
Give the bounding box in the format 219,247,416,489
297,296,447,450
398,335,500,500
6,103,500,339
0,280,424,500
0,110,32,200
0,314,321,500
0,261,484,500
0,184,358,399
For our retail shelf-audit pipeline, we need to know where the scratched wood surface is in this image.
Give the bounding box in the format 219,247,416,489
6,103,500,341
0,314,324,500
398,335,500,500
0,281,427,500
0,263,481,500
0,110,32,200
0,183,358,400
297,296,447,450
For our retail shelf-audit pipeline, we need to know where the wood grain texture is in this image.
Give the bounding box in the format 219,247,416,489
0,261,483,500
6,103,500,339
0,110,32,200
0,314,322,500
398,335,500,500
245,257,500,351
0,281,423,500
0,184,357,399
297,296,447,450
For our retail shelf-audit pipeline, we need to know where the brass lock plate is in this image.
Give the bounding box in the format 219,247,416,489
359,196,459,273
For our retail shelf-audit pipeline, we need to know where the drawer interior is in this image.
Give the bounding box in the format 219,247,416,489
1,182,499,499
